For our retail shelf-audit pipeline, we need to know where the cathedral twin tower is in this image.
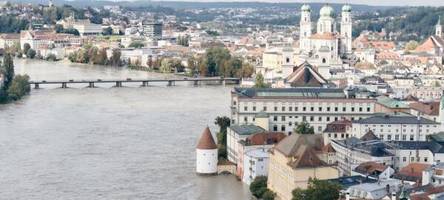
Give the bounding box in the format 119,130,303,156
299,4,353,59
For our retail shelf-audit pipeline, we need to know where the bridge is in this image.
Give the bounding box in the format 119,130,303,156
29,77,240,89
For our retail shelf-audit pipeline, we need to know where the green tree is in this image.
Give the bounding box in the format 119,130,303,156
23,43,31,55
7,75,30,101
254,73,270,88
93,48,108,65
250,176,275,199
129,41,145,48
46,53,57,61
102,27,113,35
26,49,36,59
237,62,255,78
170,58,184,73
214,116,231,159
160,58,172,73
292,179,341,200
262,190,276,200
205,47,231,76
109,49,121,66
1,53,15,89
294,121,314,134
405,40,419,51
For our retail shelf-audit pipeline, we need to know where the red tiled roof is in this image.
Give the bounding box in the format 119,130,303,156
323,119,352,133
245,132,286,146
196,127,217,149
286,62,327,87
309,32,338,40
410,101,440,116
354,161,387,175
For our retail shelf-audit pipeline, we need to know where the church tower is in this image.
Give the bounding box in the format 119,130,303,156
317,4,336,34
341,4,352,55
299,4,312,54
436,16,442,38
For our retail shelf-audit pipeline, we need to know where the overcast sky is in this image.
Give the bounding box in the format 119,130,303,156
155,0,444,7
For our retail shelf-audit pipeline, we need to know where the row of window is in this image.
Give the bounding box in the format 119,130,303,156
363,128,431,134
401,156,428,163
241,105,372,113
364,124,436,128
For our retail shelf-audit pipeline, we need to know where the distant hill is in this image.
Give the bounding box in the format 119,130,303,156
8,0,393,12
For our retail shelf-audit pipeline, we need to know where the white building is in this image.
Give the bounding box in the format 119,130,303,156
227,124,265,163
230,87,376,134
242,148,269,185
196,127,218,175
72,20,102,37
349,114,441,141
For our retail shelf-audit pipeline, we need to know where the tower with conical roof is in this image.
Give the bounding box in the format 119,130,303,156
196,127,218,175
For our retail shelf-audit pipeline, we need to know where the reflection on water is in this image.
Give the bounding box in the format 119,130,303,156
0,59,251,199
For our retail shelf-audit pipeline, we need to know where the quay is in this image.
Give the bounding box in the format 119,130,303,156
29,77,240,89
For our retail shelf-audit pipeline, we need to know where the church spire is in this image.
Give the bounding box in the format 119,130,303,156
436,16,442,38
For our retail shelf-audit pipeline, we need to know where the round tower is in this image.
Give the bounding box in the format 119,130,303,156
299,4,312,54
341,4,352,54
196,127,218,175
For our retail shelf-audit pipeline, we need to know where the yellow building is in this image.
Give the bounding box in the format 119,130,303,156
267,134,339,200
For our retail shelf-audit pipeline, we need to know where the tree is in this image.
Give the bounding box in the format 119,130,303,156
109,49,121,66
204,47,231,76
294,121,315,134
26,49,36,59
46,53,57,61
215,116,230,134
170,58,184,73
237,62,255,78
23,43,31,55
405,40,419,51
250,176,275,199
1,53,14,89
254,73,270,88
214,116,231,159
102,27,113,35
94,48,108,65
7,75,30,101
292,178,341,200
160,58,172,73
129,41,144,48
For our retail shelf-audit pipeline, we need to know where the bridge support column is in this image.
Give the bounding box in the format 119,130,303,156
61,82,67,88
115,81,122,87
88,82,95,88
167,80,174,86
193,80,199,86
141,81,148,87
222,79,226,86
34,83,40,89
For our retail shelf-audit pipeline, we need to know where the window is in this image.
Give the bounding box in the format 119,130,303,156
402,135,407,141
302,116,306,121
253,106,256,111
310,107,314,111
425,157,428,162
274,107,277,111
326,117,330,121
351,107,355,112
387,135,392,140
395,135,399,140
281,116,286,121
244,117,248,122
327,107,331,111
244,106,247,111
273,125,278,131
282,107,285,112
281,126,286,131
318,126,322,132
303,107,306,111
335,107,338,112
319,107,322,111
295,107,298,111
403,157,406,162
310,116,314,121
318,117,322,121
233,101,237,105
289,107,293,111
273,116,277,121
367,107,371,112
263,106,267,111
359,107,363,112
343,107,346,112
410,135,414,141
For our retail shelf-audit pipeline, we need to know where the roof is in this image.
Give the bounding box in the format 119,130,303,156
409,101,440,116
353,114,439,125
360,130,379,141
232,87,346,99
323,119,352,133
333,137,394,157
415,36,444,52
354,161,388,177
243,132,286,146
196,127,217,149
273,134,327,168
377,96,409,109
229,124,265,136
328,176,377,189
322,143,336,153
286,62,327,87
394,163,431,183
309,32,338,40
410,185,444,200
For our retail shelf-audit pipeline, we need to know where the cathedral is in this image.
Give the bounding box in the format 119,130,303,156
299,4,353,78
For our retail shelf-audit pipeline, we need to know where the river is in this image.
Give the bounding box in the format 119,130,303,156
0,59,251,200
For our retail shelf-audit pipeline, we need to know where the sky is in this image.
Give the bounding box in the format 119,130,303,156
155,0,444,7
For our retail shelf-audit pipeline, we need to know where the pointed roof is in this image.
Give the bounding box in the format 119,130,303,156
286,62,327,87
360,130,379,141
274,134,327,168
196,127,217,149
415,36,444,52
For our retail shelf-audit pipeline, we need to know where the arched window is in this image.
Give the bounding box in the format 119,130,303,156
322,58,327,63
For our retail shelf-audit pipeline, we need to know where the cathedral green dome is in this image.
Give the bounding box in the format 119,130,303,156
342,4,352,12
301,4,311,12
320,5,335,17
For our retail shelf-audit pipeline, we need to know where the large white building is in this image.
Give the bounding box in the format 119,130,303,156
298,4,353,78
349,114,441,142
230,87,376,134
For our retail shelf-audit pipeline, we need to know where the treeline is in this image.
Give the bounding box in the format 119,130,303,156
354,7,444,40
187,47,254,78
0,15,29,33
68,44,122,66
0,54,31,103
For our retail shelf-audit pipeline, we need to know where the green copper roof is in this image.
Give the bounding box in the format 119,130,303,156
377,96,409,109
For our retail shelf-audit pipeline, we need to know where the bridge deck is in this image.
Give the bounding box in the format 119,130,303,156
29,77,240,84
